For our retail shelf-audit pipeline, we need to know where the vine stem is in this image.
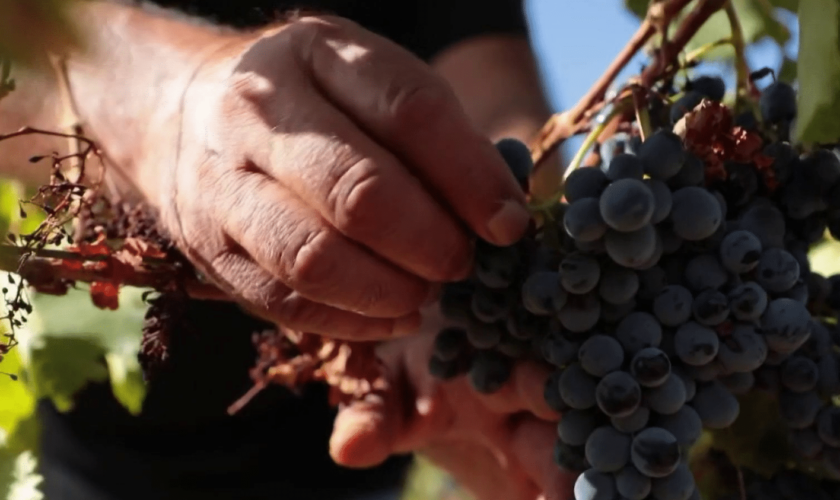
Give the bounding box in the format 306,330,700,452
724,0,750,102
529,0,695,170
0,244,222,299
684,37,733,66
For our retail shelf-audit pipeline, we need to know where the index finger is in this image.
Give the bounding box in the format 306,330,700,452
290,16,531,246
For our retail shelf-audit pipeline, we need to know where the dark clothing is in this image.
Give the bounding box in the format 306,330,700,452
38,2,528,499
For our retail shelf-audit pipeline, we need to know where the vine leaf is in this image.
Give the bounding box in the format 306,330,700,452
795,0,840,145
0,449,43,500
0,348,38,454
23,286,149,415
624,0,793,61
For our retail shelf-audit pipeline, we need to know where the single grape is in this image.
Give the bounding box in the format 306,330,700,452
637,129,686,180
574,469,617,500
606,153,645,181
761,298,812,354
691,381,740,429
596,371,642,418
564,198,609,243
560,253,602,294
691,289,730,326
599,265,639,305
585,426,632,473
716,324,769,373
468,350,513,394
470,286,510,323
544,371,569,413
670,187,722,241
653,406,703,447
781,356,820,392
673,367,697,402
719,230,762,274
630,428,681,478
631,347,672,388
646,179,673,224
560,363,599,410
558,408,600,447
554,440,588,472
612,406,651,434
651,464,695,500
466,316,504,349
653,285,694,327
579,334,625,377
738,204,786,249
759,81,797,124
566,167,610,203
690,75,726,101
542,329,581,367
495,138,533,190
558,293,602,333
606,225,658,268
433,327,469,361
817,353,840,399
756,248,800,293
670,91,704,124
599,178,656,232
616,466,652,500
683,253,728,291
521,271,565,316
644,374,687,415
474,240,520,289
674,321,719,366
728,282,768,322
667,153,705,189
616,312,663,355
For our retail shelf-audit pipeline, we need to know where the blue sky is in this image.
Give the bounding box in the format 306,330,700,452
523,1,799,157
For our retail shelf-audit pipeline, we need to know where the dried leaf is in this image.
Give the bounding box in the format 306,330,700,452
89,281,118,310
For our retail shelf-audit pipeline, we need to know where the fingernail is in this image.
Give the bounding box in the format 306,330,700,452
392,313,422,336
486,200,530,245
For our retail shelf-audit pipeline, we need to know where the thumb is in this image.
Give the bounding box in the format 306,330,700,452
330,393,399,468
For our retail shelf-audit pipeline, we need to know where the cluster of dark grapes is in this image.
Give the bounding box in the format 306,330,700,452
429,74,840,500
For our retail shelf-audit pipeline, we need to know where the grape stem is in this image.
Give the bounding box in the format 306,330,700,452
724,0,750,103
632,86,653,141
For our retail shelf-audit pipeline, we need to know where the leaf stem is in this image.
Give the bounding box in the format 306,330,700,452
684,37,734,66
724,0,750,103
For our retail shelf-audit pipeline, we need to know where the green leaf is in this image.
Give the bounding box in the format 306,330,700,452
24,336,108,412
794,0,840,145
673,0,791,61
0,450,43,500
21,285,150,414
625,0,650,18
0,349,38,455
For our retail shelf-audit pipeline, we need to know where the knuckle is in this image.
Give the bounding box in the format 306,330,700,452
328,156,387,237
385,78,452,132
286,227,339,288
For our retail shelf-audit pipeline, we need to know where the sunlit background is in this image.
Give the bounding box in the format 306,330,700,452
526,0,799,158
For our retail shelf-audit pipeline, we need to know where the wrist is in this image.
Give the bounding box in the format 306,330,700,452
57,1,260,201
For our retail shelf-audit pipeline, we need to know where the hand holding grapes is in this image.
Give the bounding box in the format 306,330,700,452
328,314,574,500
65,9,530,340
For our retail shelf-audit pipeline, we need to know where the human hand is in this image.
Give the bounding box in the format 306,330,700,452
328,311,575,500
116,14,530,340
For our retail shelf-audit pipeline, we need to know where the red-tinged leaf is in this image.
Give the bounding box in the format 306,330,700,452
90,281,119,310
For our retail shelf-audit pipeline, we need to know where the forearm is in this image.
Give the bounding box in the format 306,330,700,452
0,1,253,194
433,35,561,198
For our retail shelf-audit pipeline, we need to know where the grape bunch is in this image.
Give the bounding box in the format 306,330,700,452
428,73,840,500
